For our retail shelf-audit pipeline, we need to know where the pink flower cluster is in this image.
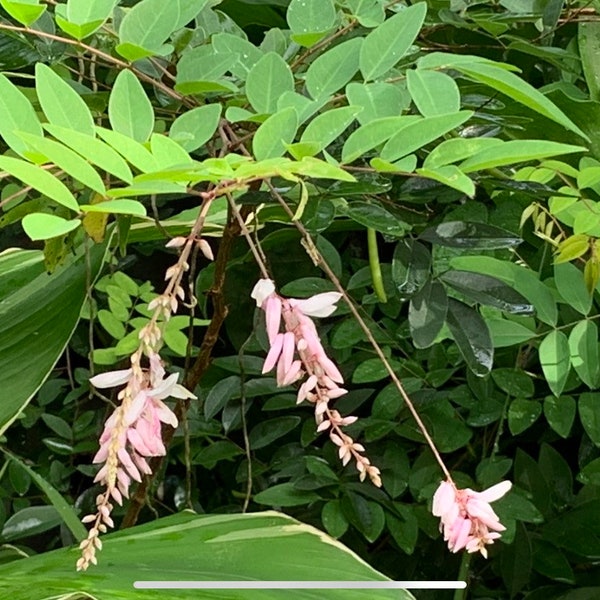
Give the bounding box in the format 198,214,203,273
432,479,512,558
252,279,381,486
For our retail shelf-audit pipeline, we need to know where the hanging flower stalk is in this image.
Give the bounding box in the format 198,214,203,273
77,225,214,571
251,279,381,487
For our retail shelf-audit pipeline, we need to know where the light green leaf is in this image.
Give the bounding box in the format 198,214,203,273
96,126,158,173
252,107,298,161
460,140,586,173
0,156,78,211
424,137,503,169
175,46,239,95
554,262,592,315
342,116,419,163
212,32,264,79
539,330,571,397
18,132,105,194
407,69,460,116
22,213,81,241
305,37,362,101
0,74,43,158
301,106,361,154
347,0,385,28
381,111,473,162
169,105,221,152
287,0,336,46
44,124,133,183
291,156,355,182
359,2,427,81
150,133,193,169
416,165,475,197
568,320,599,388
35,63,95,137
246,52,294,114
109,70,154,143
80,199,147,217
486,318,536,348
0,0,45,25
0,245,104,435
346,82,408,125
579,22,600,102
55,0,118,39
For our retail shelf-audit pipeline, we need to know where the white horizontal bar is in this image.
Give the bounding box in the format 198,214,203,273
134,581,466,590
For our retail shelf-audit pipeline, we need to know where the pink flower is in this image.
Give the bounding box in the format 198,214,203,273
432,480,512,558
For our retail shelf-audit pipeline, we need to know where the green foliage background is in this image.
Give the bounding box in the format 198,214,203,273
1,0,600,598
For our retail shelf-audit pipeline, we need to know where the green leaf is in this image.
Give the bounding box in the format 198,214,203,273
170,104,222,152
80,199,147,216
579,392,600,446
381,111,473,162
249,416,301,450
409,280,448,349
0,0,45,26
1,506,61,542
300,106,361,154
459,140,586,173
450,61,588,140
204,375,241,419
353,357,397,383
22,213,81,241
287,0,336,46
109,70,154,143
579,22,600,102
407,69,460,117
539,330,571,397
322,500,349,538
0,245,104,434
508,399,542,435
346,0,384,28
386,508,418,555
338,200,410,237
0,156,78,211
554,262,592,315
0,73,43,158
579,457,600,485
568,320,600,388
500,523,532,597
544,395,576,438
150,133,193,169
306,38,362,101
246,52,294,115
291,156,356,182
212,32,264,79
35,63,95,137
44,124,133,183
254,483,320,507
543,502,600,558
341,492,385,542
55,0,118,39
96,126,158,173
440,270,533,314
421,221,522,249
416,166,475,197
18,132,106,194
532,539,575,584
346,81,407,125
359,2,427,81
0,511,411,598
486,318,536,347
392,239,431,298
252,107,298,161
446,299,493,377
424,137,503,169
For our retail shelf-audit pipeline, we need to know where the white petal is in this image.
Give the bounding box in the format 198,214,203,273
477,480,512,503
251,279,276,307
290,292,342,318
170,383,197,400
90,369,132,389
148,373,179,400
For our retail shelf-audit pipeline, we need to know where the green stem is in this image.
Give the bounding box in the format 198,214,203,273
367,227,387,303
454,551,472,600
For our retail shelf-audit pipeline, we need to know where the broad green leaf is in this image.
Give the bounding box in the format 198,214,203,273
353,358,395,383
342,116,419,163
278,92,327,125
440,270,533,314
18,132,105,194
579,392,600,446
290,156,356,182
0,73,43,157
0,245,104,435
1,506,61,542
249,416,301,449
579,22,600,102
0,511,411,599
300,106,361,154
346,81,408,125
486,318,536,348
359,2,427,81
568,320,599,388
0,0,45,25
392,239,431,298
175,45,239,95
96,126,158,173
109,70,154,143
0,156,78,211
424,137,503,169
22,213,81,241
460,140,586,173
381,111,473,162
170,104,222,152
254,483,321,506
212,32,263,78
347,0,385,28
416,165,475,197
252,107,298,161
0,249,44,303
554,262,592,315
420,221,522,249
322,500,349,538
544,395,576,438
305,37,362,101
55,0,118,39
35,63,95,137
508,399,542,435
446,299,493,377
80,199,147,217
287,0,336,46
246,52,294,114
539,330,571,397
44,124,133,183
451,61,588,140
407,69,460,116
371,154,417,173
338,200,410,236
150,133,193,169
409,280,448,349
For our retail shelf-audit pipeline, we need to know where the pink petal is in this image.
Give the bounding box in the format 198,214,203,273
153,399,178,428
297,375,318,403
117,448,142,482
90,369,132,389
127,427,153,455
466,498,502,530
280,332,296,375
124,390,149,426
319,355,344,384
265,296,282,343
450,518,472,552
281,360,302,386
263,333,284,373
432,481,457,517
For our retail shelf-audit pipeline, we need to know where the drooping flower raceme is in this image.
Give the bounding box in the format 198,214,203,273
252,279,381,487
432,479,512,558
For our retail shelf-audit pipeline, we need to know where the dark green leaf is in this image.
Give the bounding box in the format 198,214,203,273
408,280,447,349
392,239,431,298
579,392,600,446
568,320,600,388
543,395,576,438
1,506,61,542
508,399,542,435
532,540,575,584
254,483,320,507
204,375,241,420
249,416,301,450
501,522,532,596
420,221,522,249
339,201,410,237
